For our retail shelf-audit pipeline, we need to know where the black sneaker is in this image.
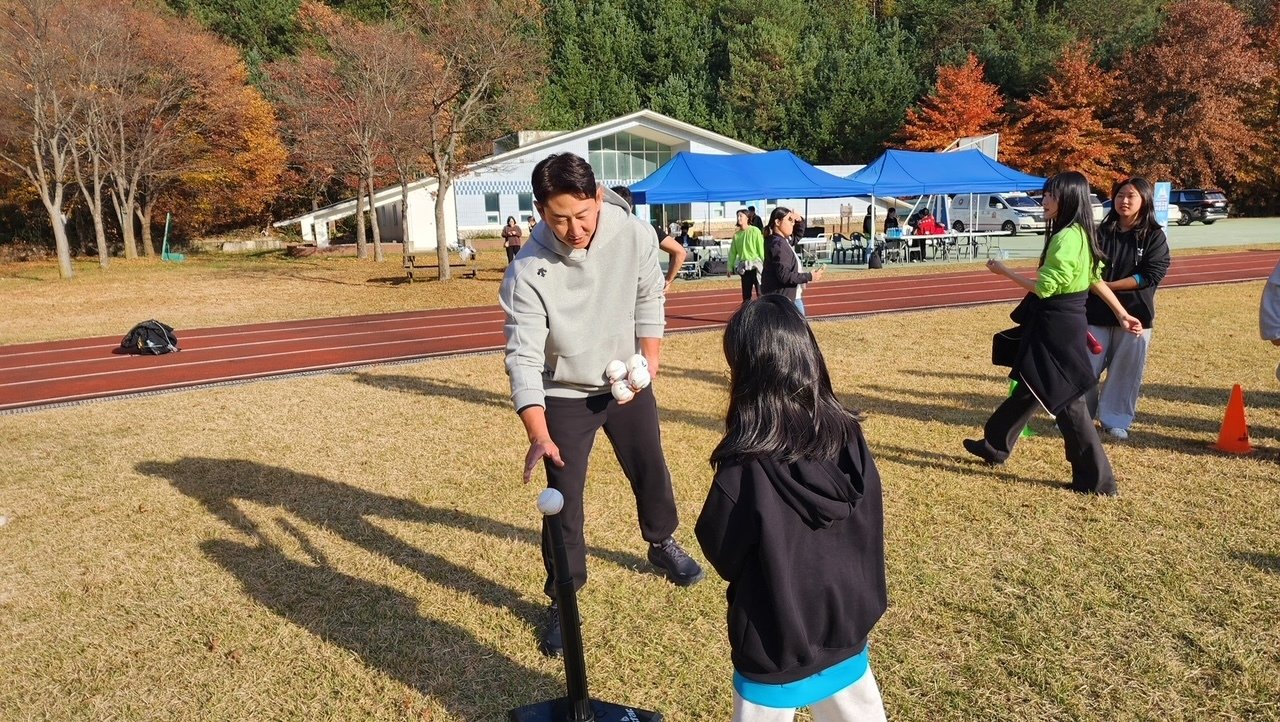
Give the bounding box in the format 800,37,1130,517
963,438,1005,466
648,537,705,587
539,602,563,658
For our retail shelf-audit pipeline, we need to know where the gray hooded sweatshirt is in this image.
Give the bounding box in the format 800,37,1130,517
499,187,665,411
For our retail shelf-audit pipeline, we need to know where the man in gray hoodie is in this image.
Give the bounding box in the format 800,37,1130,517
499,153,704,657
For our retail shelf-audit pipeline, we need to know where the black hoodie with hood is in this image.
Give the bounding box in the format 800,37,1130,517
695,425,887,685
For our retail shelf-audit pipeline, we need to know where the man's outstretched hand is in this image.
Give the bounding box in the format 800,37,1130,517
524,437,564,483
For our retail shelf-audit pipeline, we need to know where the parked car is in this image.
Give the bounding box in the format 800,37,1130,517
949,192,1046,235
1090,193,1106,223
1169,188,1229,225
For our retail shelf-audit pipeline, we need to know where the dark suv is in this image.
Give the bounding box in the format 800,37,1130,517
1170,188,1229,225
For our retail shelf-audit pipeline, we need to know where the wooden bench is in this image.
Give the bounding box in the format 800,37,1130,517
402,252,478,282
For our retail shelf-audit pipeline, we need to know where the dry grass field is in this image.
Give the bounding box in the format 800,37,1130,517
1,255,1278,720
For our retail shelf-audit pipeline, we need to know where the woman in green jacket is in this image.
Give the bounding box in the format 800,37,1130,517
728,209,766,302
964,171,1142,496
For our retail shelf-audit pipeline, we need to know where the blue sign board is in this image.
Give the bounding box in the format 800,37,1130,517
1153,181,1172,229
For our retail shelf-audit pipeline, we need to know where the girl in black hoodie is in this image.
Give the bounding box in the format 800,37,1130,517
696,295,888,721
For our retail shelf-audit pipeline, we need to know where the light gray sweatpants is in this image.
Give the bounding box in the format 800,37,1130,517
731,669,886,722
1087,324,1154,431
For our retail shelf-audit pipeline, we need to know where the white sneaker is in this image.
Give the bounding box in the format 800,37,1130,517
1105,427,1129,440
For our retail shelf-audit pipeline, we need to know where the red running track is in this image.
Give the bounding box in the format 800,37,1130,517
3,249,1277,413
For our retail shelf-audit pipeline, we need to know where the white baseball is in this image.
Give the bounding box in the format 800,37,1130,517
537,488,564,516
627,354,649,373
605,359,628,383
628,366,650,389
611,379,635,403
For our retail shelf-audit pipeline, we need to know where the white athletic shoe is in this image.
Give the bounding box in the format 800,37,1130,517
1105,427,1129,440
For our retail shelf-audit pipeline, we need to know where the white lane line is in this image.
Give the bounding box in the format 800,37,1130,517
0,344,508,411
0,318,510,373
0,307,507,359
0,328,506,388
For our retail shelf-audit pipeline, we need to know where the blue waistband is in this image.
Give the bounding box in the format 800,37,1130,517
733,646,870,708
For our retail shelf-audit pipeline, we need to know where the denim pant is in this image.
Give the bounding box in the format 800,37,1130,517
1086,325,1153,431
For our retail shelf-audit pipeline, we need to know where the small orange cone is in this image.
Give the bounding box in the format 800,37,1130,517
1213,384,1254,454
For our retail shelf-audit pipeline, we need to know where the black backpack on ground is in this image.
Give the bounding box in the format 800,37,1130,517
120,320,179,355
702,258,728,275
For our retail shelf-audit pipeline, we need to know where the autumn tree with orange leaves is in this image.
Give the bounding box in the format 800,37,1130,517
1002,44,1135,187
1110,0,1268,187
1234,9,1280,214
899,53,1005,151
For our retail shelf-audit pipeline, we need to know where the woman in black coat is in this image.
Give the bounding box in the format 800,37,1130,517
760,207,824,317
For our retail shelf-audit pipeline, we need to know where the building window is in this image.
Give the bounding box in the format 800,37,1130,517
484,193,500,224
588,132,673,183
517,193,533,222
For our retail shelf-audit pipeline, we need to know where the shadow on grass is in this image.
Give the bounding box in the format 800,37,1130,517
906,369,996,384
139,457,675,713
349,372,510,409
141,455,653,604
661,365,729,389
201,536,558,716
873,441,1068,492
1229,551,1280,574
367,275,412,286
348,371,725,433
1136,383,1280,409
852,382,998,428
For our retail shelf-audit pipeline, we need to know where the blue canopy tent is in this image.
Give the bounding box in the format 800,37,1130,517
845,149,1045,256
844,148,1044,196
630,150,873,204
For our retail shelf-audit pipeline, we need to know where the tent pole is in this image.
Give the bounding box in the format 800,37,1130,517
871,194,877,266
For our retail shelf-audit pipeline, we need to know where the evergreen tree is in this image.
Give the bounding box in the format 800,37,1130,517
627,0,723,131
789,8,920,162
165,0,303,78
717,0,813,148
538,0,643,128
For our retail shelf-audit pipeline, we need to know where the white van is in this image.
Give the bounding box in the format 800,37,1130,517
949,193,1046,235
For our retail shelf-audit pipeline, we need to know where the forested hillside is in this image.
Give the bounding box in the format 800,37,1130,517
1,0,1276,274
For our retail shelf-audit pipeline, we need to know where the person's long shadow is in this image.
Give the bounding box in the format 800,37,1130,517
849,383,998,428
906,369,995,384
1137,383,1280,410
348,371,510,409
201,534,559,717
661,365,729,388
139,458,651,629
1229,551,1280,574
873,441,1067,492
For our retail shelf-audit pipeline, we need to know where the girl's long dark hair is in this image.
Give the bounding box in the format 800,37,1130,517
765,206,791,238
710,295,862,469
1039,171,1105,276
1098,177,1161,245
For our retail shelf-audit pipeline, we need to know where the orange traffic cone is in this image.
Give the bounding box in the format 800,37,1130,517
1213,384,1254,454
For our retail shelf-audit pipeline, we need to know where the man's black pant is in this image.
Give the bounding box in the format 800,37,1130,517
541,388,679,598
974,381,1115,493
740,268,760,301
